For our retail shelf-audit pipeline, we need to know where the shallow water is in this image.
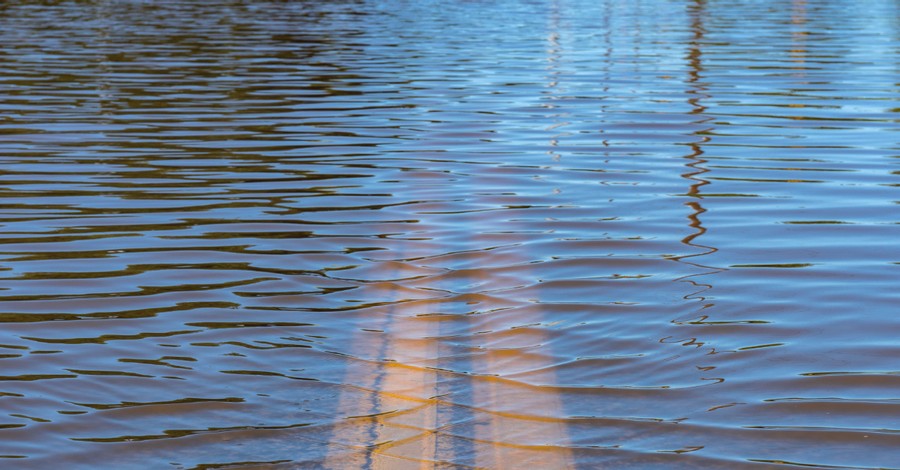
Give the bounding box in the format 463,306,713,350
0,0,898,468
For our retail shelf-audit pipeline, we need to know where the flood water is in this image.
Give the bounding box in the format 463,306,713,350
0,0,898,468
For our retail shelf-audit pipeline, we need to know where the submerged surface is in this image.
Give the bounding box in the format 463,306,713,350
0,0,898,468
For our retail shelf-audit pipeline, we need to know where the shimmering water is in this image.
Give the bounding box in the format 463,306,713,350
0,0,898,468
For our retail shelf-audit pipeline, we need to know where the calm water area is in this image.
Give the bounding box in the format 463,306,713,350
0,0,898,468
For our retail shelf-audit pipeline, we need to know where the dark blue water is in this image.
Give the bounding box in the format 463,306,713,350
0,0,898,468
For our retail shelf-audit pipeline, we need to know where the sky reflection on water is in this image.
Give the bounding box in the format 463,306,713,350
0,0,898,468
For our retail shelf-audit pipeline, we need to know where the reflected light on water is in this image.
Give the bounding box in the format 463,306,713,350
0,0,898,468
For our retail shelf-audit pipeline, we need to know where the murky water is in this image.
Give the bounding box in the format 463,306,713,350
0,0,898,468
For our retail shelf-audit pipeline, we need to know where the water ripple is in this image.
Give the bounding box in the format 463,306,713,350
0,0,898,468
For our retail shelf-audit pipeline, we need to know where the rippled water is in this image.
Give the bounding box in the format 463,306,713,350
0,0,898,468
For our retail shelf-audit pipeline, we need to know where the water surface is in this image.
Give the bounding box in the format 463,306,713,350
0,0,899,468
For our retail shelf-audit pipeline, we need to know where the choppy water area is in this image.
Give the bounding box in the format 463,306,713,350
0,0,898,468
